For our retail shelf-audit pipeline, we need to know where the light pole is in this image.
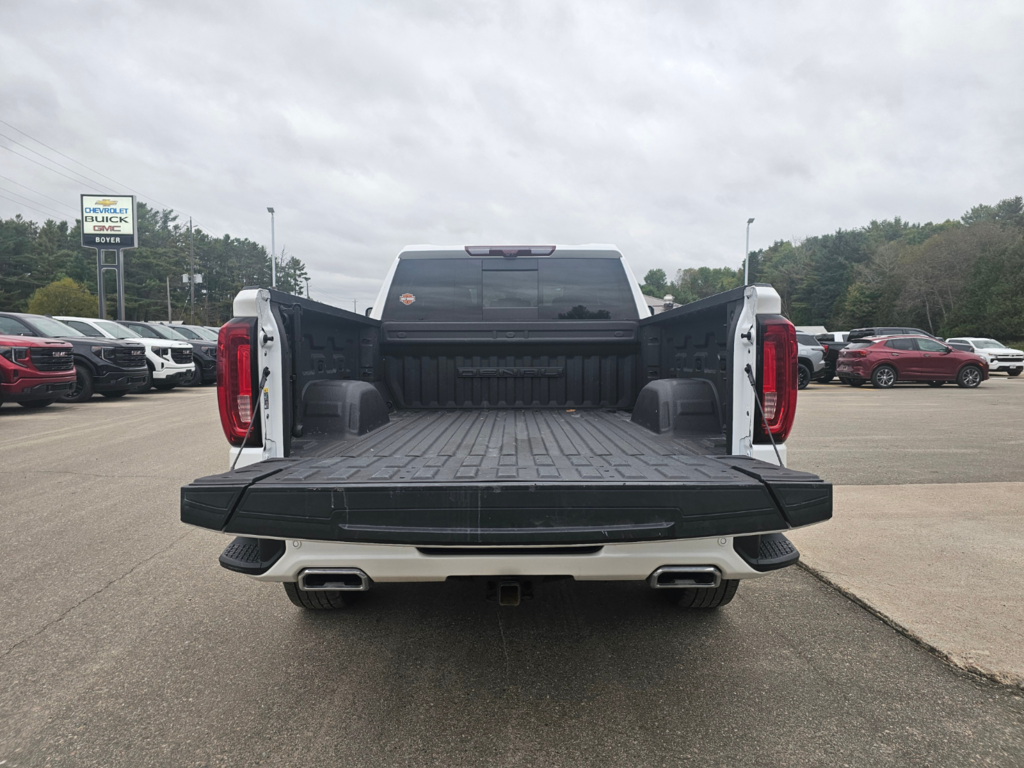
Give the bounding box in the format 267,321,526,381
267,207,276,288
744,218,755,285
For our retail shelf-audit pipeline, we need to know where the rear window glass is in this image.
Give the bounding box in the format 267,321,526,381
382,258,639,321
796,333,820,345
845,341,874,349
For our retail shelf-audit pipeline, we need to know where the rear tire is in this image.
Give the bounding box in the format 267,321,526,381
60,367,94,403
957,365,983,388
663,579,739,609
101,391,129,398
871,365,897,388
798,364,811,390
1008,369,1022,377
283,581,359,610
18,399,54,409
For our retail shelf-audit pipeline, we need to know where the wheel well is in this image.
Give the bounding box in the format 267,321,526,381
72,356,97,376
798,358,812,370
871,362,896,376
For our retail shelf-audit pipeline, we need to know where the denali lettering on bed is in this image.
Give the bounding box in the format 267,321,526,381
181,244,831,611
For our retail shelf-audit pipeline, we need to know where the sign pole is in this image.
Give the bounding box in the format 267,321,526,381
96,249,107,319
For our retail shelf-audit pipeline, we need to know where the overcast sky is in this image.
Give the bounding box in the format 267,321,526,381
2,0,1023,308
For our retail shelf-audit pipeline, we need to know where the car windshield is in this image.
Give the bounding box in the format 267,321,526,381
974,339,1005,348
28,316,85,337
150,325,189,340
95,320,141,339
190,327,219,341
172,326,205,340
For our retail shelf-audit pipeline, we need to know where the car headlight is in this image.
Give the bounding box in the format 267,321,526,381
91,346,117,361
154,347,170,358
0,346,30,365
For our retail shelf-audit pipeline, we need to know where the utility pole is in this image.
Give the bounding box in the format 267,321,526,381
744,218,755,285
166,276,172,321
353,299,357,313
189,217,195,324
267,207,276,288
304,276,310,299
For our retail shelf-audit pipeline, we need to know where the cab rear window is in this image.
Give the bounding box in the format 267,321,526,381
382,258,639,321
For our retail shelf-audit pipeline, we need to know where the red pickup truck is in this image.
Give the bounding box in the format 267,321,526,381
0,334,77,408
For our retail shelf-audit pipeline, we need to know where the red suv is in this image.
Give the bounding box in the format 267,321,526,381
836,335,988,389
0,334,77,408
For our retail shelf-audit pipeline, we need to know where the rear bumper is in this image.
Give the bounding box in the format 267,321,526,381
238,536,783,583
94,369,149,392
1,376,75,401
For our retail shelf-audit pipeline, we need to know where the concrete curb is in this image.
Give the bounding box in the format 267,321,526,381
797,561,1024,693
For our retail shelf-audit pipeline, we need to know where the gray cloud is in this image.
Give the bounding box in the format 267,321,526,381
2,0,1023,308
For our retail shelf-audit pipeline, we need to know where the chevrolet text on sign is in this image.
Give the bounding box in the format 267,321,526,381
80,194,136,248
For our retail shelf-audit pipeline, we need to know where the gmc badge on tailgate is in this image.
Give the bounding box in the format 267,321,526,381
457,367,564,378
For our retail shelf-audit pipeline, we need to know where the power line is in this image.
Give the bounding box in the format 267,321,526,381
0,185,76,218
0,120,208,229
0,144,113,190
0,173,78,210
0,131,117,192
0,118,166,205
0,191,69,220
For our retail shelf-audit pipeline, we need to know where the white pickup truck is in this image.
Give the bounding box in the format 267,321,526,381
944,337,1023,376
180,245,831,611
57,316,196,391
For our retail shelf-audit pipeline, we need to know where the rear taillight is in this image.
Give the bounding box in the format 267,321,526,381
754,315,798,444
217,318,261,447
821,343,829,354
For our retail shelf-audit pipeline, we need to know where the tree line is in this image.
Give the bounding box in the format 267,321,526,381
640,195,1024,339
5,195,1022,337
0,203,308,324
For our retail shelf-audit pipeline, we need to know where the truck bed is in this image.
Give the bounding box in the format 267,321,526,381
182,408,831,546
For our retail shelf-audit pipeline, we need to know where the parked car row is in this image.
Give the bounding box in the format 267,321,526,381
0,311,220,409
798,327,1023,391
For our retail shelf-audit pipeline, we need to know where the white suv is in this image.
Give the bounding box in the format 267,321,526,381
945,337,1023,376
57,316,196,390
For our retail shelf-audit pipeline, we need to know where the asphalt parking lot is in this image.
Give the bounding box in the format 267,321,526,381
2,384,1023,767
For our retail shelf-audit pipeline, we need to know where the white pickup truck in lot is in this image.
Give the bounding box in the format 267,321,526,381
944,337,1023,376
180,245,832,611
57,316,196,391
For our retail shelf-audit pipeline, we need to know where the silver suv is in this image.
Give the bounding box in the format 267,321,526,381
795,333,826,389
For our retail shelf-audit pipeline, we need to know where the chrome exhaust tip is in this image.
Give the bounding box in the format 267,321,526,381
297,568,371,592
648,566,721,589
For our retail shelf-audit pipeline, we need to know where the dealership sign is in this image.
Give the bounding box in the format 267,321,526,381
81,194,137,248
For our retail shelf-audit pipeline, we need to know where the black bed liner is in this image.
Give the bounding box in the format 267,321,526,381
182,409,831,545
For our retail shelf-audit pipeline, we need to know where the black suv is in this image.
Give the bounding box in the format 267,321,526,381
847,326,938,342
119,321,218,386
0,312,148,402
